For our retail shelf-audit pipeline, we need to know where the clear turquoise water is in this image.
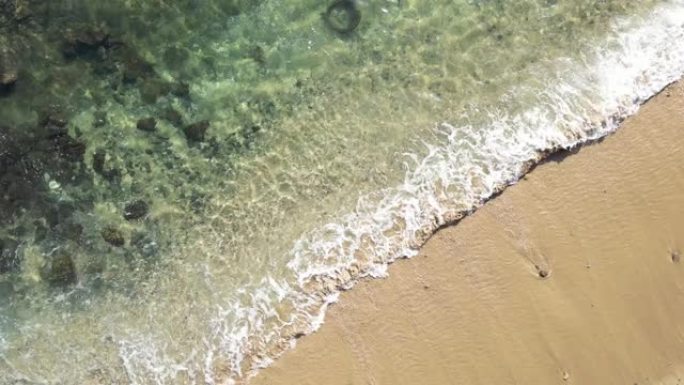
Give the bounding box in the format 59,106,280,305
0,1,683,384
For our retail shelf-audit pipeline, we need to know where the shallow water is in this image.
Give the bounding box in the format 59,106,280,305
0,0,681,384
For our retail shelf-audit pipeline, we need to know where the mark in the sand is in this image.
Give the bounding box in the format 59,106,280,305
293,332,306,339
535,264,550,279
671,249,681,263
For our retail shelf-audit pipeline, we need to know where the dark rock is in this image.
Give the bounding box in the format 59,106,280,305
0,80,15,96
163,108,184,127
101,226,125,247
247,45,266,65
42,251,77,286
39,110,68,128
171,81,190,98
324,0,361,35
92,150,106,175
52,134,86,162
33,109,86,163
123,199,148,220
136,117,157,132
0,119,89,232
39,109,69,138
121,48,155,84
1,122,86,227
672,250,681,263
183,120,210,142
139,79,172,104
62,27,112,59
92,149,120,181
0,46,18,94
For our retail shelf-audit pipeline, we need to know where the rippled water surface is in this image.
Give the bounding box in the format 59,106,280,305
0,0,679,383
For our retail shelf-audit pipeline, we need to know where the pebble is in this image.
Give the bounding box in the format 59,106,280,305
101,226,125,247
136,117,157,132
123,200,149,220
183,120,210,142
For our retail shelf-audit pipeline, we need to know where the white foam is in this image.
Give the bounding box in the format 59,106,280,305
116,2,684,383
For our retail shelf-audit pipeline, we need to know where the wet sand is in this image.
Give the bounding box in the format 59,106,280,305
251,80,684,385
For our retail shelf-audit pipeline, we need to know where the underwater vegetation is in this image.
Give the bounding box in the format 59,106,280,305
0,0,373,301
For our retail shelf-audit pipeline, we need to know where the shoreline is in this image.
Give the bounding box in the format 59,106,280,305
250,80,684,385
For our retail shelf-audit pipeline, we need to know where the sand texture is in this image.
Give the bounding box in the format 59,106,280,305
251,81,684,385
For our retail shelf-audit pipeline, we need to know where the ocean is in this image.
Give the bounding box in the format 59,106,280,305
0,0,683,383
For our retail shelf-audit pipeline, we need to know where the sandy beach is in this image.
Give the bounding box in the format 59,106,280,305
251,81,684,385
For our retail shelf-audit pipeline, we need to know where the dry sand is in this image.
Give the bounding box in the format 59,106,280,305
251,80,684,385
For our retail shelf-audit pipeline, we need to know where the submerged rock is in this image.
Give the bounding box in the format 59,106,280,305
136,117,157,132
0,111,88,232
123,199,148,220
92,149,120,181
37,109,86,163
172,81,190,99
101,226,125,247
40,110,68,136
91,150,106,175
140,79,173,104
52,133,86,162
163,108,184,127
247,45,266,65
42,251,77,286
62,27,113,59
0,44,18,94
183,120,210,142
0,65,17,88
121,48,155,84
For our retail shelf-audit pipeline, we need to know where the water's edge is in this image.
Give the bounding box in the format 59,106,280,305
240,4,684,383
246,82,680,382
